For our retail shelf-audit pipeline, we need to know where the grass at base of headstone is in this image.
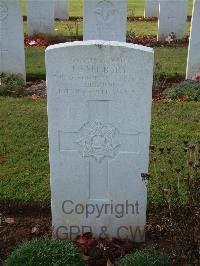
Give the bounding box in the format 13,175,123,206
0,97,199,205
23,20,191,38
0,73,25,97
154,47,187,78
25,46,188,81
149,102,200,206
25,47,45,80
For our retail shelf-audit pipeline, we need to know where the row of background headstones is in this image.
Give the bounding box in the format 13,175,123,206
0,0,199,81
145,0,200,79
27,0,188,42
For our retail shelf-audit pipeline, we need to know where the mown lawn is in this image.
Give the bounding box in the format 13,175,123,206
25,46,188,80
0,98,199,205
23,20,192,38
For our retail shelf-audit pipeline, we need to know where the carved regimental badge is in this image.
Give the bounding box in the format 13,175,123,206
95,0,116,23
0,1,8,21
77,120,120,162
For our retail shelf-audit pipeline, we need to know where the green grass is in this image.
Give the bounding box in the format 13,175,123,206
0,98,199,205
26,47,45,80
21,0,194,17
0,98,49,204
25,46,188,80
154,47,188,78
23,20,192,38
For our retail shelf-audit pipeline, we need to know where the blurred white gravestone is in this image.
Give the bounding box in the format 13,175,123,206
46,41,154,241
54,0,69,20
186,0,200,80
144,0,159,18
83,0,127,41
27,0,54,36
158,0,188,41
0,0,25,80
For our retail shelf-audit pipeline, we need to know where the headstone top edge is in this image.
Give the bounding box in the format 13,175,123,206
45,40,154,54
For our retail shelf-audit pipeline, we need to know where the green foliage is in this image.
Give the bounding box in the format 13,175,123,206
5,239,86,266
163,80,200,101
0,73,25,97
116,249,172,266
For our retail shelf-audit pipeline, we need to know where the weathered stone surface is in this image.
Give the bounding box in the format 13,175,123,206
144,0,159,18
54,0,69,20
46,41,154,241
158,0,188,41
83,0,127,41
186,0,200,80
0,0,25,79
27,0,54,35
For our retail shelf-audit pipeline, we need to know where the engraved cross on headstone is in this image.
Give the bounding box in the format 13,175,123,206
59,100,142,201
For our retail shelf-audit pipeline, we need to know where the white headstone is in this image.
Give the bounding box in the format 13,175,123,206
54,0,69,20
83,0,127,41
27,0,55,36
0,0,25,80
158,0,188,41
46,41,154,241
186,0,200,80
144,0,159,18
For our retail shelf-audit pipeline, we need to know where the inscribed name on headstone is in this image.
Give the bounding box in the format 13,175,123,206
27,0,54,36
54,0,69,20
186,0,200,80
158,0,188,41
46,41,154,241
0,0,25,79
83,0,127,41
144,0,159,18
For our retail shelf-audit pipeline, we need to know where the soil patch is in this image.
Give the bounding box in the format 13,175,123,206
0,204,199,265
